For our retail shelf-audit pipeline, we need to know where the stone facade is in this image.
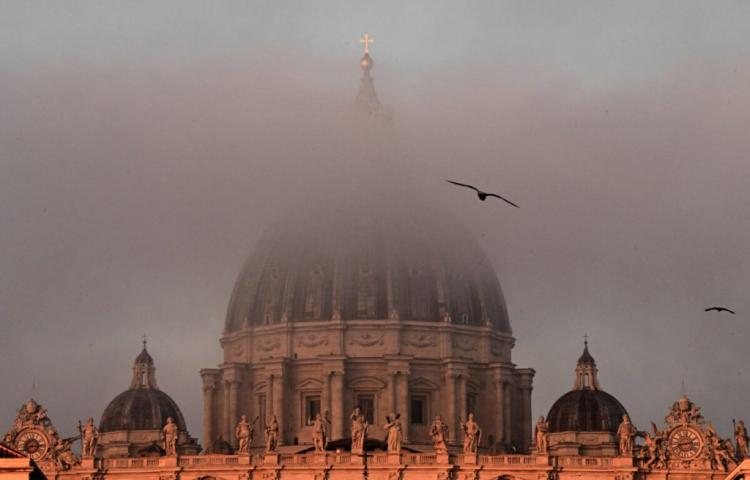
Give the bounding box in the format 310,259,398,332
202,318,533,454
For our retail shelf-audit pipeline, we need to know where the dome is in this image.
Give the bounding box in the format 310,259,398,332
100,388,187,433
224,201,511,335
546,389,628,433
100,342,187,433
546,340,629,433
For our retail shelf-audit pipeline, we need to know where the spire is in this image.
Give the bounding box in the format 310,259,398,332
574,336,600,390
131,336,158,389
354,33,383,118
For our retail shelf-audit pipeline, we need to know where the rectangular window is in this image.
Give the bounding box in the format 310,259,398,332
410,395,427,425
305,395,321,425
356,394,375,424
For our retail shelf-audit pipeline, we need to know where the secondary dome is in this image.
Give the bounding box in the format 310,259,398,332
546,341,628,433
224,200,511,335
547,389,628,433
99,342,187,433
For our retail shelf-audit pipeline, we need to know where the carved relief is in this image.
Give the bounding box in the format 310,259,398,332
349,332,384,347
490,343,504,357
298,334,329,348
453,336,477,352
404,333,437,348
232,343,245,357
257,337,281,352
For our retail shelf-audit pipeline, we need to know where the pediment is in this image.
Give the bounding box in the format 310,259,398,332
296,377,324,391
348,376,387,390
409,377,439,391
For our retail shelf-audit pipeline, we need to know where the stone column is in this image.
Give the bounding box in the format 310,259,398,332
388,372,397,417
200,370,219,449
520,385,532,451
322,372,331,419
445,373,457,443
494,379,504,447
202,384,215,448
396,371,410,443
458,375,468,420
330,371,344,440
271,373,284,446
503,382,512,448
228,380,241,447
224,381,232,441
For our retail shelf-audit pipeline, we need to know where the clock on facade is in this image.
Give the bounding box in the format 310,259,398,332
13,427,50,461
668,426,703,460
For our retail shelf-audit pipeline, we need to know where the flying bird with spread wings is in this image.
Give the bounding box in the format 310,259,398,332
445,180,519,208
704,307,736,314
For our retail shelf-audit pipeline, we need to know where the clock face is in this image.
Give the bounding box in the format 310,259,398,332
668,427,703,460
14,427,50,461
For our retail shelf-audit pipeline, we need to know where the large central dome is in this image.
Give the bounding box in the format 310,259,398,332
201,50,534,455
224,201,511,334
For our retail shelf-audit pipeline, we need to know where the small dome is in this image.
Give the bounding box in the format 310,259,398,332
547,389,628,433
100,342,187,433
99,388,187,433
547,340,629,433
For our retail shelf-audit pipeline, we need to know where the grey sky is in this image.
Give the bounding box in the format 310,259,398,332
1,1,750,443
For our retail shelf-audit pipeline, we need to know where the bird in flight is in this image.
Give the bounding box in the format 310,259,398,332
445,180,519,208
705,307,736,314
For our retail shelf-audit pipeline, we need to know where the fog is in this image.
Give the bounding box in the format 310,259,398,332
2,1,750,443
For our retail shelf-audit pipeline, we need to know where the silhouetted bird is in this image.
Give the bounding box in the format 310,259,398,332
445,180,519,208
705,307,736,314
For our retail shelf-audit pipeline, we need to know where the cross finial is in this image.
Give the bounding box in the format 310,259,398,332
360,33,374,54
142,333,148,349
583,333,588,346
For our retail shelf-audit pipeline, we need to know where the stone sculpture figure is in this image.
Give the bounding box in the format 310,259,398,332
312,413,329,453
384,413,402,453
735,420,749,459
350,408,368,455
707,428,735,472
430,416,449,454
640,432,659,470
461,413,482,454
534,416,549,454
235,415,255,454
616,414,636,456
81,417,99,457
54,437,80,470
163,417,179,456
265,415,279,453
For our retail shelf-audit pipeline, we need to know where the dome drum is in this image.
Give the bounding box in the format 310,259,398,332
220,320,513,365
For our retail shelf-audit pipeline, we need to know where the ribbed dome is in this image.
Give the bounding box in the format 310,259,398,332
546,389,628,433
100,342,187,433
224,201,511,335
100,388,187,433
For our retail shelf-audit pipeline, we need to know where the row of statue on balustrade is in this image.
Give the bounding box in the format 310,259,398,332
233,409,482,456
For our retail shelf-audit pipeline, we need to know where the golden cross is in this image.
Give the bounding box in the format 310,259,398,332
360,33,374,54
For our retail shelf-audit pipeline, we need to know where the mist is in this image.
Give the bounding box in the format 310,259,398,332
2,1,750,443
